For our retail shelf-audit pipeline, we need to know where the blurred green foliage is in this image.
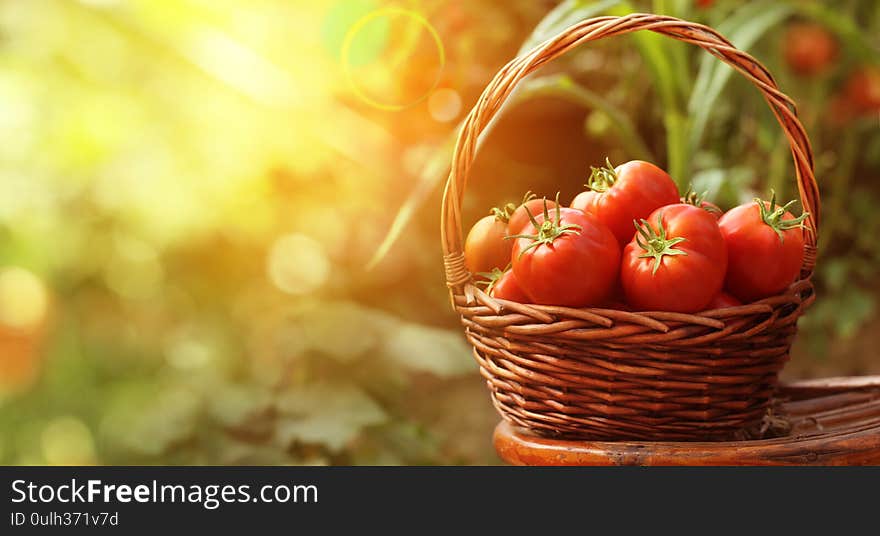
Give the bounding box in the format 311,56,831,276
0,0,878,465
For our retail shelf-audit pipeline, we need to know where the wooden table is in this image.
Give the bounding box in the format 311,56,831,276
494,376,880,465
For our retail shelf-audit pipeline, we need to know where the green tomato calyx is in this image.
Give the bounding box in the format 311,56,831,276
585,157,618,193
756,190,809,243
475,266,509,295
682,185,722,216
634,213,688,275
491,192,541,223
506,193,582,258
494,190,541,222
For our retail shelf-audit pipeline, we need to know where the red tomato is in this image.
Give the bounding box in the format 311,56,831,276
680,187,722,219
844,66,880,115
718,194,808,303
696,0,713,7
507,194,559,235
621,204,727,313
570,160,680,246
489,269,530,303
783,22,837,77
706,291,742,309
511,206,619,307
464,212,511,279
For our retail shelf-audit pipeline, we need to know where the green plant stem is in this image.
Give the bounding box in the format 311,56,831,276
818,129,859,257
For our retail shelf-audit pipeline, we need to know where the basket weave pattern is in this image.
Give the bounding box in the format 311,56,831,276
441,14,821,441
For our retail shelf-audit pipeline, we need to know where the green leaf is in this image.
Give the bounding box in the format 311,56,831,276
690,166,755,208
518,0,624,55
208,384,272,428
688,2,794,151
367,136,453,269
286,300,394,363
380,322,475,377
275,381,388,452
609,2,691,183
101,383,201,457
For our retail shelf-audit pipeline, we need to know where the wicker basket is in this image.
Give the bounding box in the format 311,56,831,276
441,13,821,441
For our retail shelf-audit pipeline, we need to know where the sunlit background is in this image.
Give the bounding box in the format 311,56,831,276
0,0,878,465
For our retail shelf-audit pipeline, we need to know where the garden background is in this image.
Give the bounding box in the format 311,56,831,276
0,0,878,465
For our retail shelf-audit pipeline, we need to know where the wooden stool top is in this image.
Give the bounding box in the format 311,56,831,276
494,376,880,466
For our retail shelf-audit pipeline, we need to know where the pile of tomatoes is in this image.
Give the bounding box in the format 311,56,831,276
464,159,810,314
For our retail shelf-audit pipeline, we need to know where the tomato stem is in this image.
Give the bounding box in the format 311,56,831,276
493,191,540,223
682,184,722,216
756,190,810,243
634,211,688,275
585,157,618,192
505,193,582,258
491,204,515,223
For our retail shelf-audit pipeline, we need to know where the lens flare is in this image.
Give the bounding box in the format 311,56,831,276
341,7,445,111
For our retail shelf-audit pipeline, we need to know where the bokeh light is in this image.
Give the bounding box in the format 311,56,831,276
0,267,48,330
267,233,331,295
428,87,462,122
41,417,96,466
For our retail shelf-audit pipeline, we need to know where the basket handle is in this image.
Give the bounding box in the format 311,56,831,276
442,13,819,292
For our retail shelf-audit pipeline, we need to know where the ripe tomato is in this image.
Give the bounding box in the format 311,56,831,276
783,22,837,77
487,269,530,303
706,291,742,309
507,193,559,234
511,205,619,307
718,193,808,303
464,211,511,279
570,159,680,246
681,187,722,219
844,66,880,115
621,204,727,313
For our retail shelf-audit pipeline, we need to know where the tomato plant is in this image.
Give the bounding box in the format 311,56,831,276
464,208,513,278
510,201,619,307
783,22,837,77
718,193,808,303
621,204,727,313
570,159,680,246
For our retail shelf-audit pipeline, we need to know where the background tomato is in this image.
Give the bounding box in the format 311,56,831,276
464,212,512,278
719,195,808,303
783,22,837,76
845,65,880,115
512,207,619,307
570,160,680,246
706,291,742,309
621,204,727,313
488,269,530,303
